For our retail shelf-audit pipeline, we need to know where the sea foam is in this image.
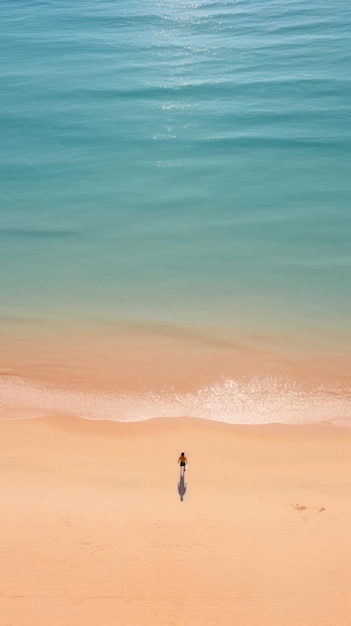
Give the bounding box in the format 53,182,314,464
1,375,350,427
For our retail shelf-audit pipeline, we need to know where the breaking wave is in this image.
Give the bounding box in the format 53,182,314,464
0,375,350,427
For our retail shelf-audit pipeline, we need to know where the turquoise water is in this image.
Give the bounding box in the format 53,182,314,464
0,0,351,332
1,0,351,346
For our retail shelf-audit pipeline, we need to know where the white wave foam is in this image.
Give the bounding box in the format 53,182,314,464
1,375,350,426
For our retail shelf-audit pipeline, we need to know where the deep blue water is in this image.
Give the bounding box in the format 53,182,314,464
1,0,351,343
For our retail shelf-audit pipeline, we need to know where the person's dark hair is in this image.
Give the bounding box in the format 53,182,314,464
181,452,185,455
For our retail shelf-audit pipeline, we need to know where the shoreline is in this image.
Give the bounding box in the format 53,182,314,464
1,372,350,425
2,321,350,424
1,411,351,432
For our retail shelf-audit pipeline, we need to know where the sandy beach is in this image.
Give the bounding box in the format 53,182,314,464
1,415,350,625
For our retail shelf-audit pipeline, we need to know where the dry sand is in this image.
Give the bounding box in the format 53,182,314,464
0,415,350,625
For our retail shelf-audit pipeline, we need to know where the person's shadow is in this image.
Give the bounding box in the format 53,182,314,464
178,474,187,501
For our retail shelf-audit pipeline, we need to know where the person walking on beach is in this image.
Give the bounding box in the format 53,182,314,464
178,452,187,476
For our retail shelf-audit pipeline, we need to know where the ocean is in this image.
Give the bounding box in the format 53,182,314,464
1,0,350,424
